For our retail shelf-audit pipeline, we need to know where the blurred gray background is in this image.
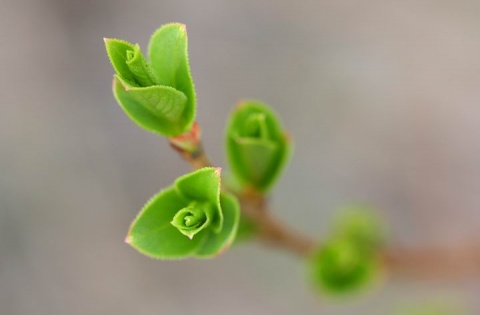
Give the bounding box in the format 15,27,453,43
1,0,480,314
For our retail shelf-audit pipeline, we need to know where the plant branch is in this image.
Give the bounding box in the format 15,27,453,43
238,190,316,256
170,130,315,256
171,132,480,279
382,245,480,279
168,122,213,170
170,142,213,170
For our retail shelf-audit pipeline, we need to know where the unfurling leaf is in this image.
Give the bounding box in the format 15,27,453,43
126,168,240,259
105,23,196,137
307,206,386,296
308,238,380,295
226,100,292,193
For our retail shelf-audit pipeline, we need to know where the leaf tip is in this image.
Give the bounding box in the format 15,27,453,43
124,234,133,244
214,167,222,178
178,23,187,32
115,77,131,91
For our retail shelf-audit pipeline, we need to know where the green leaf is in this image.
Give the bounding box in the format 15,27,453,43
126,187,206,259
230,137,280,186
175,167,223,232
113,76,189,136
125,44,158,86
226,100,292,193
175,167,221,204
308,238,379,295
126,168,239,260
148,23,196,135
194,193,240,257
104,38,138,85
170,202,213,239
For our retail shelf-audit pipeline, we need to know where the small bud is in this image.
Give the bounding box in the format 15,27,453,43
125,44,158,87
170,202,211,239
104,23,196,137
225,100,292,193
126,168,240,259
308,238,380,295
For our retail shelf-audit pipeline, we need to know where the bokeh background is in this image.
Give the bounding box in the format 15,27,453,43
1,0,480,314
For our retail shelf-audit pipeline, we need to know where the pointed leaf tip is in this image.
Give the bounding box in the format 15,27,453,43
148,23,196,130
178,23,187,31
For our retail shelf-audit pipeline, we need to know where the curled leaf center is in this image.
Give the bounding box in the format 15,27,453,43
245,113,269,139
124,44,157,87
126,49,135,61
183,213,203,227
171,203,210,239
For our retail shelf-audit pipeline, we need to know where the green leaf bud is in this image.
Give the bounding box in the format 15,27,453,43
170,202,212,239
125,44,158,87
226,100,292,193
308,238,380,295
126,168,240,259
104,23,196,137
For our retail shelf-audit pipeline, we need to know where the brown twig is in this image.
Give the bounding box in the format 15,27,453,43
382,245,480,279
169,142,213,170
168,122,213,170
239,190,316,256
